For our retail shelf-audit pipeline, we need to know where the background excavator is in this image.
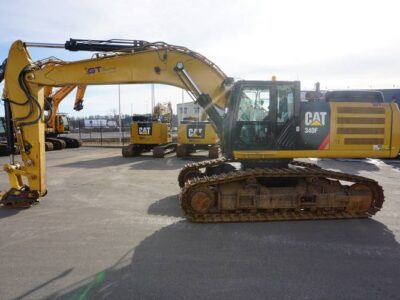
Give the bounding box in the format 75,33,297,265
176,120,219,159
0,117,10,155
44,85,86,150
176,104,219,159
122,101,176,158
0,39,399,222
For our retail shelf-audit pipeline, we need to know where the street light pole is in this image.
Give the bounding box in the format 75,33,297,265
118,84,122,145
151,84,155,112
181,88,184,123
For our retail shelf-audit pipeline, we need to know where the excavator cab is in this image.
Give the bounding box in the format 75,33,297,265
224,80,300,155
56,114,70,133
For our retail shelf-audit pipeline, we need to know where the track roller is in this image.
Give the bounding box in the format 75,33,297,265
188,187,216,213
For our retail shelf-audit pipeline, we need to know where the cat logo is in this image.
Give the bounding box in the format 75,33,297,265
188,128,203,138
187,124,206,139
305,112,327,126
138,126,151,135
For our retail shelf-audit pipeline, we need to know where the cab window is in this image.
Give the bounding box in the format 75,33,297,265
237,87,270,121
277,85,294,125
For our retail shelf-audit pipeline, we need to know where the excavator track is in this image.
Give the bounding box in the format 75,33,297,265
179,161,384,223
152,143,177,158
178,157,227,188
45,142,54,151
58,136,82,148
176,144,190,158
45,138,67,150
122,144,142,157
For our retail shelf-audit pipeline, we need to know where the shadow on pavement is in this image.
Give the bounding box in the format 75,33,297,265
56,155,136,169
0,207,20,219
46,218,400,300
147,194,183,218
128,157,187,171
13,268,73,300
56,155,191,171
317,158,380,174
381,158,400,171
178,155,213,162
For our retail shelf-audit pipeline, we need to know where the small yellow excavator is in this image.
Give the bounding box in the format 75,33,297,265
122,102,176,158
176,120,219,158
0,39,399,222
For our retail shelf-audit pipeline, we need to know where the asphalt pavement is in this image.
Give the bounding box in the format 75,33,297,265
0,148,399,300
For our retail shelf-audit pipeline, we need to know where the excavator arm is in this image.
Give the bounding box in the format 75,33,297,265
46,85,86,130
46,85,76,130
0,39,231,207
73,85,86,111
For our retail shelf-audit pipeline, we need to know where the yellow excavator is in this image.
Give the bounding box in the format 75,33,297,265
176,106,220,158
44,85,86,150
122,101,176,158
176,120,219,158
0,39,399,222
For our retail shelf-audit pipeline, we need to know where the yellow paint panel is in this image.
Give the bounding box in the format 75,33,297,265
177,123,219,145
131,122,171,145
233,149,395,159
329,102,392,152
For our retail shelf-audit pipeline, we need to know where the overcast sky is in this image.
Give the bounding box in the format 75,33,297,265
1,0,400,117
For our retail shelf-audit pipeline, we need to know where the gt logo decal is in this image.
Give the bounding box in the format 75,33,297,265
85,66,102,75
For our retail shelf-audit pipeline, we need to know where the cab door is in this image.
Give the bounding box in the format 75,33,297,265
225,80,299,155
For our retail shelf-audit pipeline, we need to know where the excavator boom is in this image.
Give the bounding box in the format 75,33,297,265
0,39,230,204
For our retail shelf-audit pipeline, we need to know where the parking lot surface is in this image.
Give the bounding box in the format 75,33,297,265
0,148,399,299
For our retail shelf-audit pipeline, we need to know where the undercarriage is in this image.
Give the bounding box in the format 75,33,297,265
178,158,384,222
122,143,177,158
45,136,82,151
176,144,219,159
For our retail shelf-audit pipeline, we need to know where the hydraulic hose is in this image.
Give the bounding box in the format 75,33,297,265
0,59,6,83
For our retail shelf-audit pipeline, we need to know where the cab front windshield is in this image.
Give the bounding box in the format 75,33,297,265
60,116,69,126
235,85,294,149
237,88,270,122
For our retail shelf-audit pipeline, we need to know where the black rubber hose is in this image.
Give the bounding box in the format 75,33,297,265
0,59,6,83
12,66,43,127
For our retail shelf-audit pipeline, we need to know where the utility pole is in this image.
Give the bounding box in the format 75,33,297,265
118,84,122,145
181,88,184,123
151,84,155,113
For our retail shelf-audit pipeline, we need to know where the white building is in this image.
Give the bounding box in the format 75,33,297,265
177,102,204,123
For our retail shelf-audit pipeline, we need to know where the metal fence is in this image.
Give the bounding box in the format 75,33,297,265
64,120,131,147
